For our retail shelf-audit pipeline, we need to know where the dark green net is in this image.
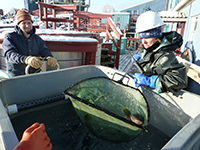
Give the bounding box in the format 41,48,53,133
64,77,149,142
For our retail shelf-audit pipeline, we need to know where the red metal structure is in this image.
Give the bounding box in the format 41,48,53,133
37,2,77,29
105,17,123,69
36,2,113,32
125,14,140,50
36,2,122,69
0,9,3,15
44,40,99,65
73,12,113,32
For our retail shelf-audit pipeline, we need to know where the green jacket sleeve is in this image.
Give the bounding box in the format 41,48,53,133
139,51,188,93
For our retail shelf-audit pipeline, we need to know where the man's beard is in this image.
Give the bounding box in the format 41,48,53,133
26,29,32,35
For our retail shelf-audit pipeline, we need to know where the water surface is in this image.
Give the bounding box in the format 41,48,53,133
11,100,169,150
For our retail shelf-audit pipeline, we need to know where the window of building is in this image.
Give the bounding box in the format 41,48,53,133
126,10,132,14
116,16,121,23
170,0,180,9
163,24,170,32
133,10,138,14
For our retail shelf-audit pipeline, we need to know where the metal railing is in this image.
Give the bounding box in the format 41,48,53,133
36,2,122,68
105,17,123,69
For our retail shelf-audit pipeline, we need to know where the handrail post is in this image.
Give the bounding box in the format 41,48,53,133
44,7,48,29
116,35,122,69
52,8,56,29
38,3,43,22
106,17,110,42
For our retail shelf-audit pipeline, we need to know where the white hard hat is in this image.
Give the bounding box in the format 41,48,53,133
136,11,164,33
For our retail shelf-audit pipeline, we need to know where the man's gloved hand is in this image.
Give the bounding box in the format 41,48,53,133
133,54,141,61
25,56,43,69
13,122,52,150
134,73,158,89
47,56,57,67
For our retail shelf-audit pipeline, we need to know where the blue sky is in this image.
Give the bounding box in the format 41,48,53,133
1,0,149,14
0,0,24,14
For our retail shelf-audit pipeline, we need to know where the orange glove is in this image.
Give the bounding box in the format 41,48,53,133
13,122,52,150
25,56,43,69
47,56,57,67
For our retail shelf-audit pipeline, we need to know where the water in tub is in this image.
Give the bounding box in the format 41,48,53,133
10,100,169,150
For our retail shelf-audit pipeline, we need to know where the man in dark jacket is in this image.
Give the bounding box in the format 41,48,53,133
133,11,187,93
3,8,57,77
